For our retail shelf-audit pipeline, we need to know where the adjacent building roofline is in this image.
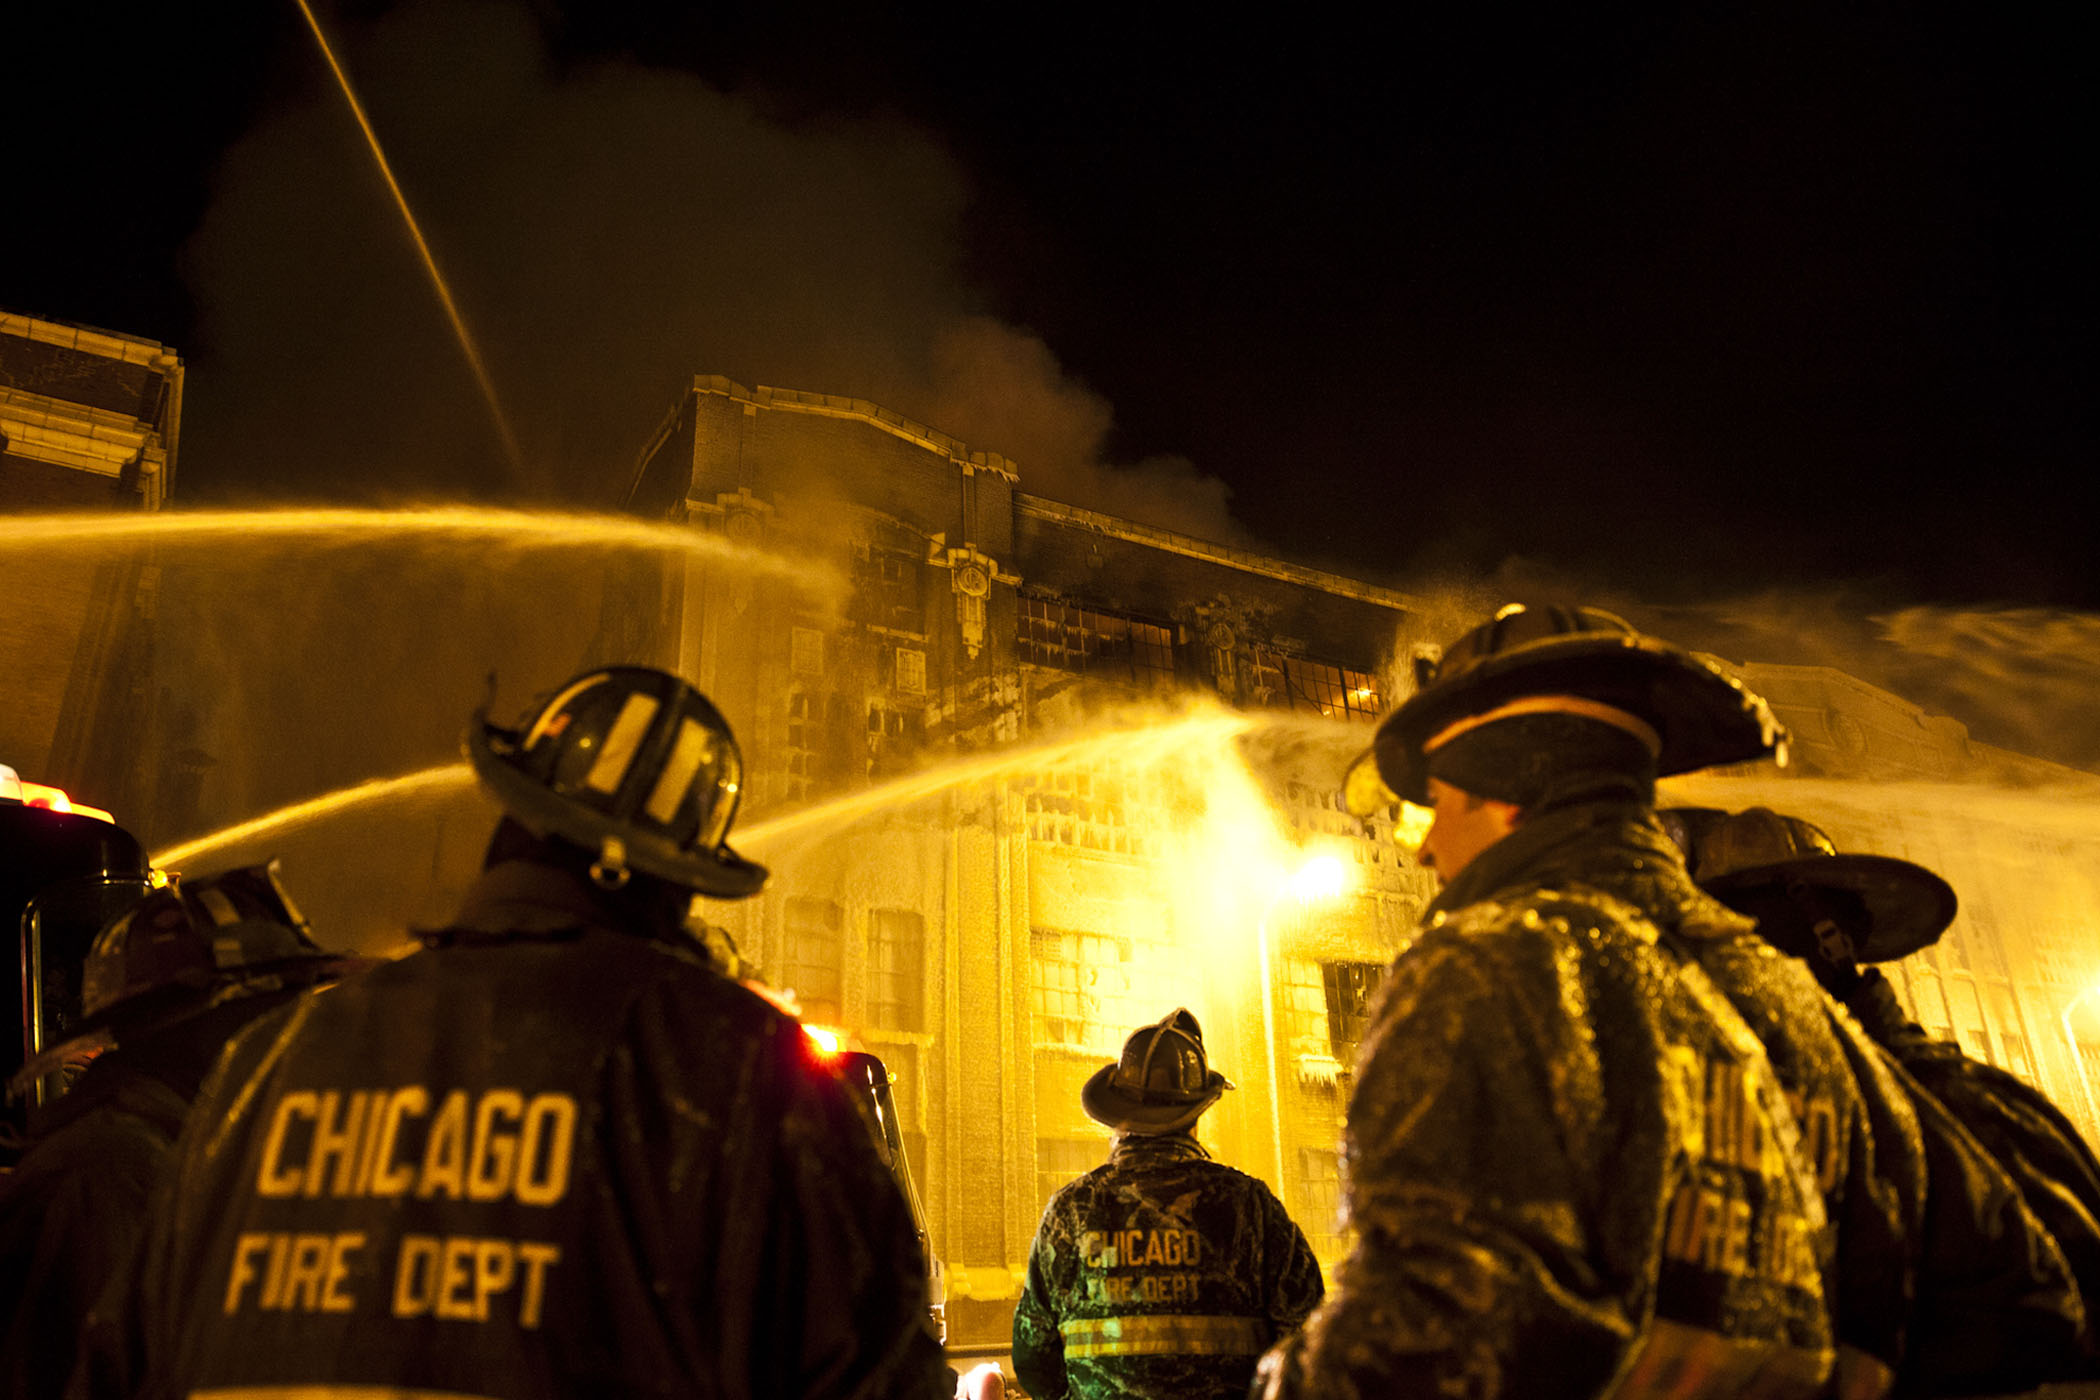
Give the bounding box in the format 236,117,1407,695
675,375,1423,615
1,310,175,368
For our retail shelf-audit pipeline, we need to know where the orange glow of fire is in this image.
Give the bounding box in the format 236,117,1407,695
9,779,116,825
1392,800,1435,857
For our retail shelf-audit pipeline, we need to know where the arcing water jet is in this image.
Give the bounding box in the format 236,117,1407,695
148,708,1265,870
151,763,475,871
740,708,1260,849
291,0,524,477
0,506,840,596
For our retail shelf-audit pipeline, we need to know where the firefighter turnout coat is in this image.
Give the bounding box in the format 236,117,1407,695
1,1055,189,1400
1012,1134,1323,1399
1849,967,2100,1384
1257,802,1838,1400
84,860,949,1400
1584,813,1930,1394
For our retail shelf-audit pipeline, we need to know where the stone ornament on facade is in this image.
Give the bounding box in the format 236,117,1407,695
686,487,776,614
928,541,1017,661
1204,620,1238,697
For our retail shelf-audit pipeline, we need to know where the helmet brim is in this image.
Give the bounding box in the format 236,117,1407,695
1353,634,1785,809
1079,1062,1228,1135
467,719,769,899
1702,853,1956,963
12,951,377,1098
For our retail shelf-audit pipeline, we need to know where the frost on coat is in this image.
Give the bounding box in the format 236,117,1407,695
1256,802,1835,1400
1012,1133,1322,1399
0,1057,189,1400
81,860,950,1400
1850,964,2100,1366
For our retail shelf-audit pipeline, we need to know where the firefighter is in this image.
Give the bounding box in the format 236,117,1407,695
1012,1008,1323,1400
0,862,363,1400
1685,806,2100,1388
86,666,949,1400
1258,603,1836,1400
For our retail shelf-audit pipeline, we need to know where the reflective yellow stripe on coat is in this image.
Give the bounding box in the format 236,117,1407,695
1059,1314,1268,1357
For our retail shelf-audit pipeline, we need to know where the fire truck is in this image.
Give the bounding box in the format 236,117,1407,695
802,1023,949,1346
1,765,155,1161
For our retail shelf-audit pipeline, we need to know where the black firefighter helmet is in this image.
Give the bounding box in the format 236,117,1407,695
1684,806,1956,965
12,861,368,1097
1082,1008,1233,1136
467,666,768,899
6,803,154,1107
1345,603,1788,813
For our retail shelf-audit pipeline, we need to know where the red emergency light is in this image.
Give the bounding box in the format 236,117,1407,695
1,770,117,825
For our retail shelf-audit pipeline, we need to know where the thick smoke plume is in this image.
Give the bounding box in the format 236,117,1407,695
182,0,1238,541
1395,561,2100,778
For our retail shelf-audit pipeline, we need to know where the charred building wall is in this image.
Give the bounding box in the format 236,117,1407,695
623,377,1431,1339
624,374,2100,1342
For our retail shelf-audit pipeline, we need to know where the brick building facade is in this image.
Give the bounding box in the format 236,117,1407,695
0,310,182,818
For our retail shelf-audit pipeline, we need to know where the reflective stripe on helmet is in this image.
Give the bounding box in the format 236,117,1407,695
1058,1313,1267,1357
584,692,661,793
1423,694,1662,756
645,716,716,825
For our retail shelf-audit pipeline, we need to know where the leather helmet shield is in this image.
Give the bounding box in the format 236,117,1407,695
468,667,768,899
1692,807,1957,962
1347,604,1786,810
1081,1008,1231,1135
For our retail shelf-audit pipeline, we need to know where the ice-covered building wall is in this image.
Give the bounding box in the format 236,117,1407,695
620,377,1431,1342
619,374,2100,1346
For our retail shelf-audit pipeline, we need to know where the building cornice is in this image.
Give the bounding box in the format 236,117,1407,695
689,375,1021,483
1016,493,1422,615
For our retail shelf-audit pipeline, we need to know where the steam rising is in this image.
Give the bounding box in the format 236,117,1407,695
184,0,1238,540
1399,562,2100,778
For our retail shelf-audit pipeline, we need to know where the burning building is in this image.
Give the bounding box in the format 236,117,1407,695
615,375,2100,1343
618,377,1433,1339
9,348,2095,1350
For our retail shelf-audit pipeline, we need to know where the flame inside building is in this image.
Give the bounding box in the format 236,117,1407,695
9,352,2100,1347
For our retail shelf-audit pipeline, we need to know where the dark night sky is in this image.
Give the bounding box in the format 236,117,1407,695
6,2,2098,762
